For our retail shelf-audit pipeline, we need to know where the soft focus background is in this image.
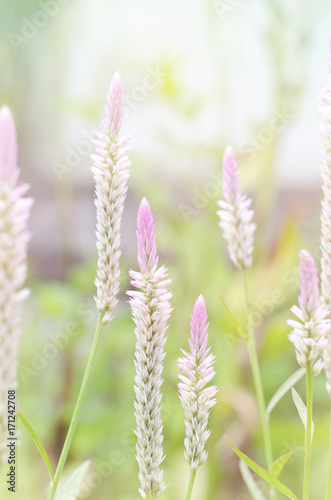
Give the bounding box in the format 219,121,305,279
1,0,331,498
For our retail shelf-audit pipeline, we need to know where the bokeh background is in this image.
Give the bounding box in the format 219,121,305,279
1,0,331,498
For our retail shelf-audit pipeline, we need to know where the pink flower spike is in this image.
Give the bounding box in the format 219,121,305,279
320,36,331,396
178,295,218,472
128,199,172,499
92,71,131,326
222,145,241,204
287,250,330,377
0,106,18,186
298,250,320,319
0,106,33,465
217,146,256,269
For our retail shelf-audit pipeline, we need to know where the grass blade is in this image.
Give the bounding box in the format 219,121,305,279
18,411,54,481
225,436,298,500
56,460,90,500
266,368,305,418
270,452,293,479
291,387,314,438
239,460,266,500
219,291,248,341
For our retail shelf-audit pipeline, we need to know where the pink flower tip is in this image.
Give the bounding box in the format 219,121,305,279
191,295,208,331
112,70,122,84
222,144,240,202
298,249,320,317
224,144,235,163
189,295,209,355
196,294,205,307
0,105,18,185
104,71,123,139
137,197,158,274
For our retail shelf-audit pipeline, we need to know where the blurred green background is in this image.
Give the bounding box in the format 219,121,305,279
1,0,331,498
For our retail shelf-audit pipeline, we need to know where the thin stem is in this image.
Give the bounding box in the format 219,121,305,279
185,469,197,500
303,366,313,500
240,268,273,471
47,313,105,500
326,399,331,500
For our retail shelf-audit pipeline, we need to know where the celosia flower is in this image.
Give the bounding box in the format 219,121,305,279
91,71,131,326
178,295,218,471
217,146,256,269
320,35,331,395
127,198,172,499
287,250,329,377
0,106,33,464
321,37,331,309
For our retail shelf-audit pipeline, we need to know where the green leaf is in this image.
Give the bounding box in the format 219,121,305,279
56,460,90,500
266,368,305,418
239,460,266,499
219,291,248,341
270,453,293,479
291,387,314,437
18,412,54,481
225,436,298,500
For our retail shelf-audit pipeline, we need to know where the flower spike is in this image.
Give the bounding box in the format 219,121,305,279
0,106,33,464
217,146,256,269
320,35,331,395
128,198,172,499
287,250,329,377
178,295,218,471
91,71,131,325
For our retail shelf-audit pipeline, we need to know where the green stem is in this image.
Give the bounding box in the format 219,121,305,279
326,400,331,500
240,268,273,471
185,469,197,500
303,366,313,500
47,313,104,500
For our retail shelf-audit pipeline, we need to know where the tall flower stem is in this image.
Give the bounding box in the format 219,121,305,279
240,268,273,471
303,366,313,500
326,401,331,500
47,313,104,500
185,470,197,500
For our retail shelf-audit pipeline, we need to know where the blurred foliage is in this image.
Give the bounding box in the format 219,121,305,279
0,0,330,499
1,174,328,499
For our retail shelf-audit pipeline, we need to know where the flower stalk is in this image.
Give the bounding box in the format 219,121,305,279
326,401,331,500
48,71,130,498
47,313,104,500
287,250,329,500
241,267,273,471
218,146,272,470
303,365,313,500
185,470,197,500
